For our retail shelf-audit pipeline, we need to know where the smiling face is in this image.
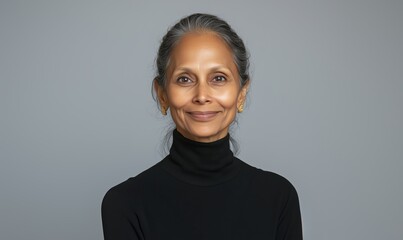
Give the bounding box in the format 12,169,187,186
155,31,249,142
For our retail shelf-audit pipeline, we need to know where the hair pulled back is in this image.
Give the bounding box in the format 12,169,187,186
154,13,250,88
153,13,250,155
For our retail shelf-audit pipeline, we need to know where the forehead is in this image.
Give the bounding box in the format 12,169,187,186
174,31,231,51
169,32,236,69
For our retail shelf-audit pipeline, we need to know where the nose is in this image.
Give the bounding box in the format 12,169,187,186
192,82,211,104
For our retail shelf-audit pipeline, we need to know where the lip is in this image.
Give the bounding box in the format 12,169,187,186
187,111,220,121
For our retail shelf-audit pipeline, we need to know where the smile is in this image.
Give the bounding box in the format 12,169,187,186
187,111,220,122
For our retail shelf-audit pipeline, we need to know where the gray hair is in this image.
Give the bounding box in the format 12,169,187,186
154,13,250,88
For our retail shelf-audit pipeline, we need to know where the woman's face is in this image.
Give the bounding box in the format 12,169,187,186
156,32,249,142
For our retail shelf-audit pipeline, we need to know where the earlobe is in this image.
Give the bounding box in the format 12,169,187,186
154,79,169,115
237,80,250,113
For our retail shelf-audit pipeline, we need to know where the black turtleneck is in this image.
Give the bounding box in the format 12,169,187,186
102,130,303,240
162,130,241,186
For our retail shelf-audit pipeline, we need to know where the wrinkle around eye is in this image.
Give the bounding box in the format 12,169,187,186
210,73,233,85
212,75,227,82
176,76,194,85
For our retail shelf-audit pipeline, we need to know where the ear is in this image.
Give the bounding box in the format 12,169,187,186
237,80,250,108
153,78,169,109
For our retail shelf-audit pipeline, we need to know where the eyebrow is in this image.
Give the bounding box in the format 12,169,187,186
175,67,193,73
173,66,231,74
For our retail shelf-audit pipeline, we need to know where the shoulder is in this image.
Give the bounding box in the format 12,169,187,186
102,159,166,211
101,162,168,239
240,160,299,199
241,162,301,218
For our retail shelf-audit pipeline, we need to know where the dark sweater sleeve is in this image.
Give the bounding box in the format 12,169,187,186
101,188,143,240
276,183,303,240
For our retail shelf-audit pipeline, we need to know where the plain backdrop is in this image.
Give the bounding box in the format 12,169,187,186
1,0,402,239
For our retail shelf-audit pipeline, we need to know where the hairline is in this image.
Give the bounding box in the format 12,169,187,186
160,29,244,89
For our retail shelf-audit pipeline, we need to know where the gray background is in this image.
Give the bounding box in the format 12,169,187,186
1,0,402,239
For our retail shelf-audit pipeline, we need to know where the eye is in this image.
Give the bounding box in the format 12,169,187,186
212,75,227,83
176,76,193,84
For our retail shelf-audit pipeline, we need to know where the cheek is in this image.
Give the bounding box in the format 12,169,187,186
167,87,189,109
168,97,186,109
214,88,240,108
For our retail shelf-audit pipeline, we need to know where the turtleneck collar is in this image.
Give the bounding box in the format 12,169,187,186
160,129,241,186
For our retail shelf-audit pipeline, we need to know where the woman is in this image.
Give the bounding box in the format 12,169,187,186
102,13,303,240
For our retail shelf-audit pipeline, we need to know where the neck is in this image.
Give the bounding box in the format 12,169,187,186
160,129,241,186
175,128,230,143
